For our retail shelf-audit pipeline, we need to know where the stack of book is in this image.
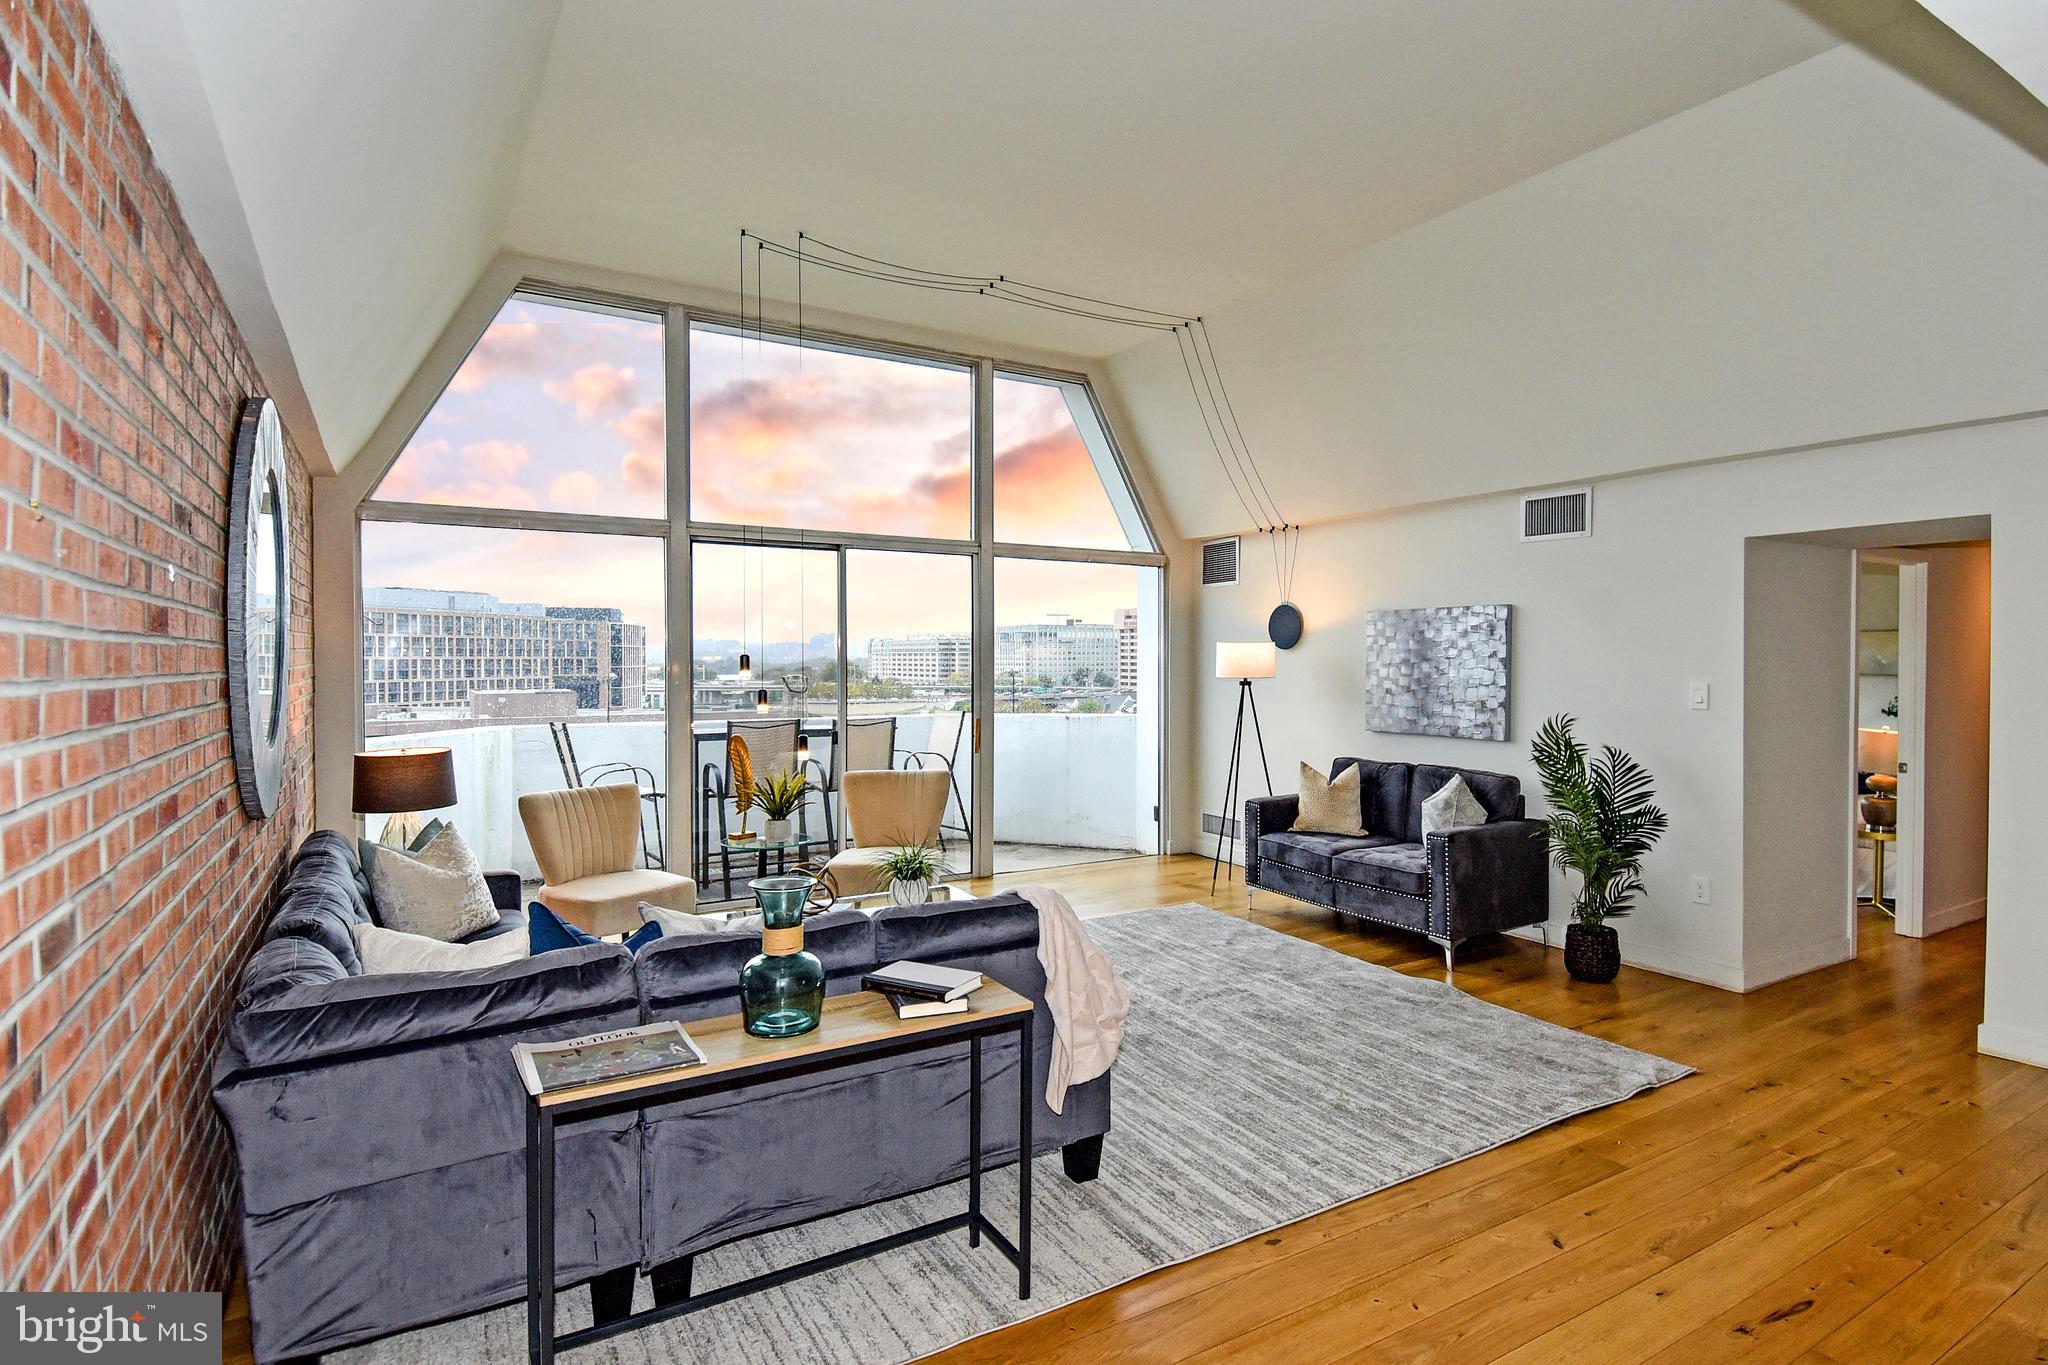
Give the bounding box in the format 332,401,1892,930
863,960,984,1019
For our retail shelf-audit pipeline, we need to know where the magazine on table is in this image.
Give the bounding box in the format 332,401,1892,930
512,1021,706,1096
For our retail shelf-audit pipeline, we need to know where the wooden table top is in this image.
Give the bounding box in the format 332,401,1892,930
538,981,1032,1109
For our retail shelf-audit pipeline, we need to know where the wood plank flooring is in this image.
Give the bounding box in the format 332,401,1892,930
222,854,2044,1364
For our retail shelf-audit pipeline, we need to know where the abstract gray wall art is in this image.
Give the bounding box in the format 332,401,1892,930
1364,604,1511,741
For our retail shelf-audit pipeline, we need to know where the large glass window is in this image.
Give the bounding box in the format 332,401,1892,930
374,296,665,514
360,521,665,880
995,373,1150,551
356,290,1168,890
689,325,972,538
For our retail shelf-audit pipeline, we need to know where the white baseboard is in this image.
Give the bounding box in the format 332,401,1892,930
1919,896,1986,936
1978,1022,2048,1070
1741,936,1858,992
1506,924,1747,992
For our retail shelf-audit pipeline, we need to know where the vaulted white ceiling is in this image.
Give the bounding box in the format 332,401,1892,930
91,0,1870,473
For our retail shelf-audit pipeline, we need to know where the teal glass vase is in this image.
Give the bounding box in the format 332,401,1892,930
740,876,824,1038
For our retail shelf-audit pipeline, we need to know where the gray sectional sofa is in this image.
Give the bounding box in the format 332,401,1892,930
1245,759,1549,965
214,832,1111,1363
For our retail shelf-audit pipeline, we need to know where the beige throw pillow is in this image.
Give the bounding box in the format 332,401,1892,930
364,823,500,942
1422,774,1489,836
354,921,527,975
1295,762,1369,836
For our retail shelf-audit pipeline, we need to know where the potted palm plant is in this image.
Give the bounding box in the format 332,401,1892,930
876,844,948,907
750,770,809,844
1529,713,1670,983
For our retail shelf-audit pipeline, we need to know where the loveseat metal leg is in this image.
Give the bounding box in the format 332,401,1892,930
588,1265,636,1325
651,1254,694,1307
1428,934,1464,972
1061,1134,1104,1183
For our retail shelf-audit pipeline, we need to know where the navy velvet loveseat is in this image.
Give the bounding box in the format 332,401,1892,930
1245,759,1548,966
213,833,1112,1363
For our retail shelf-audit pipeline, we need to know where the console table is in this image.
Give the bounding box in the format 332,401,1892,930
524,984,1037,1364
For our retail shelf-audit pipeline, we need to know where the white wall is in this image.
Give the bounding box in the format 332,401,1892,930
1170,417,2044,1053
1106,43,2048,540
1102,37,2048,1063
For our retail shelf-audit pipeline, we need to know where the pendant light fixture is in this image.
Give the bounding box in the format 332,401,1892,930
737,527,752,681
794,525,812,765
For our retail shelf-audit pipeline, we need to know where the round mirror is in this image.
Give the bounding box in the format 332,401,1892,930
227,398,289,816
1268,601,1304,650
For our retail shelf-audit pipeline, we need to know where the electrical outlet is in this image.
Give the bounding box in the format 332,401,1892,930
1689,875,1711,905
1688,682,1711,711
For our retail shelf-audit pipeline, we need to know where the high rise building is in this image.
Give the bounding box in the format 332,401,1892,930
360,587,647,712
866,632,971,686
1114,607,1138,689
995,619,1117,683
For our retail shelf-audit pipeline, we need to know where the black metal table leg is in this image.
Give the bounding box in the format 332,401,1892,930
1016,1016,1032,1299
969,1034,982,1248
527,1104,557,1364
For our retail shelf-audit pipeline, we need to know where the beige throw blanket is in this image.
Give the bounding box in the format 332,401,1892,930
1017,886,1131,1113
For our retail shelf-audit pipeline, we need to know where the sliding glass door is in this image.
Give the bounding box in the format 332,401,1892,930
992,557,1161,873
844,549,976,868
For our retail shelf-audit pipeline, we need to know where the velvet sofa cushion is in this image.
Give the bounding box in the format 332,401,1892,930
226,943,637,1070
634,908,875,1015
1257,830,1394,878
1332,842,1430,898
872,889,1040,963
1407,764,1522,840
1331,758,1412,838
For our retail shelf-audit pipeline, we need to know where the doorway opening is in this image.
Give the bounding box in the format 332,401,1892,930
1742,516,1989,991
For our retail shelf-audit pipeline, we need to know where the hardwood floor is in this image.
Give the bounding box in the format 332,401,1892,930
223,854,2044,1364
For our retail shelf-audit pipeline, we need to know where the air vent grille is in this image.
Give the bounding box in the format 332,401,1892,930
1200,537,1240,586
1521,487,1592,540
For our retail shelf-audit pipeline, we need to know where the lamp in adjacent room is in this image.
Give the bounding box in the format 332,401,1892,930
1211,641,1278,891
353,746,458,848
1856,726,1899,830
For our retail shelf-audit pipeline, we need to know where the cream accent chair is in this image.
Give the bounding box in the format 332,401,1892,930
519,784,697,935
823,769,952,898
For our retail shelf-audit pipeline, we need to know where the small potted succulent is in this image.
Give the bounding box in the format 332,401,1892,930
750,770,809,844
1530,714,1671,984
876,844,948,907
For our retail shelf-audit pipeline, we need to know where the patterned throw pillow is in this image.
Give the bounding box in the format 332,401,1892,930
1422,774,1489,836
1295,762,1369,836
363,823,500,942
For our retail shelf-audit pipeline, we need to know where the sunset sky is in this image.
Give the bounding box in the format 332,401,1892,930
366,297,1146,653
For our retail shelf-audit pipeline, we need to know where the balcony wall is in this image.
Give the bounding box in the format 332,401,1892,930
369,712,1145,879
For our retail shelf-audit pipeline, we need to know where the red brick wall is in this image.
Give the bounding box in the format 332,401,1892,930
0,0,314,1290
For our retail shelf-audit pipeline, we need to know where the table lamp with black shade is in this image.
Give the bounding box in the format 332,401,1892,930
353,746,458,847
1211,641,1277,891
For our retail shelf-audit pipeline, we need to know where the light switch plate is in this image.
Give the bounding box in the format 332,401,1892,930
1688,682,1711,711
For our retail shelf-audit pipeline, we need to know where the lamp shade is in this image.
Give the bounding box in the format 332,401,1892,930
1856,726,1899,774
352,747,457,814
1216,641,1278,680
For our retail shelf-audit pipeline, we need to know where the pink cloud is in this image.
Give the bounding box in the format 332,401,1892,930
617,404,665,495
447,321,542,393
548,471,604,509
376,437,537,509
545,362,640,420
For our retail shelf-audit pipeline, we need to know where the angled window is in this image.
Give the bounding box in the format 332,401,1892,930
994,373,1150,552
372,295,665,515
688,323,972,538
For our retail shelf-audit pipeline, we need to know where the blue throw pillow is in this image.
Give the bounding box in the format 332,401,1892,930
529,903,665,956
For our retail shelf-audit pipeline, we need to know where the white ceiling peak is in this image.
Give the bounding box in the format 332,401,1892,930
91,0,1849,472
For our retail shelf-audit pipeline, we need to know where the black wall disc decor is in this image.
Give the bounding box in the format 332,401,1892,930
1268,601,1304,650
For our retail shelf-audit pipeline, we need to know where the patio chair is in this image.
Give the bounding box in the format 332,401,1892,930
548,720,666,869
809,716,897,851
901,709,971,850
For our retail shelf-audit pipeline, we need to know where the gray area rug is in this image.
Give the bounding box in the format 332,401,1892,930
342,904,1690,1364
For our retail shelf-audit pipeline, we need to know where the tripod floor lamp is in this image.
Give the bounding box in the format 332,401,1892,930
1212,641,1277,890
